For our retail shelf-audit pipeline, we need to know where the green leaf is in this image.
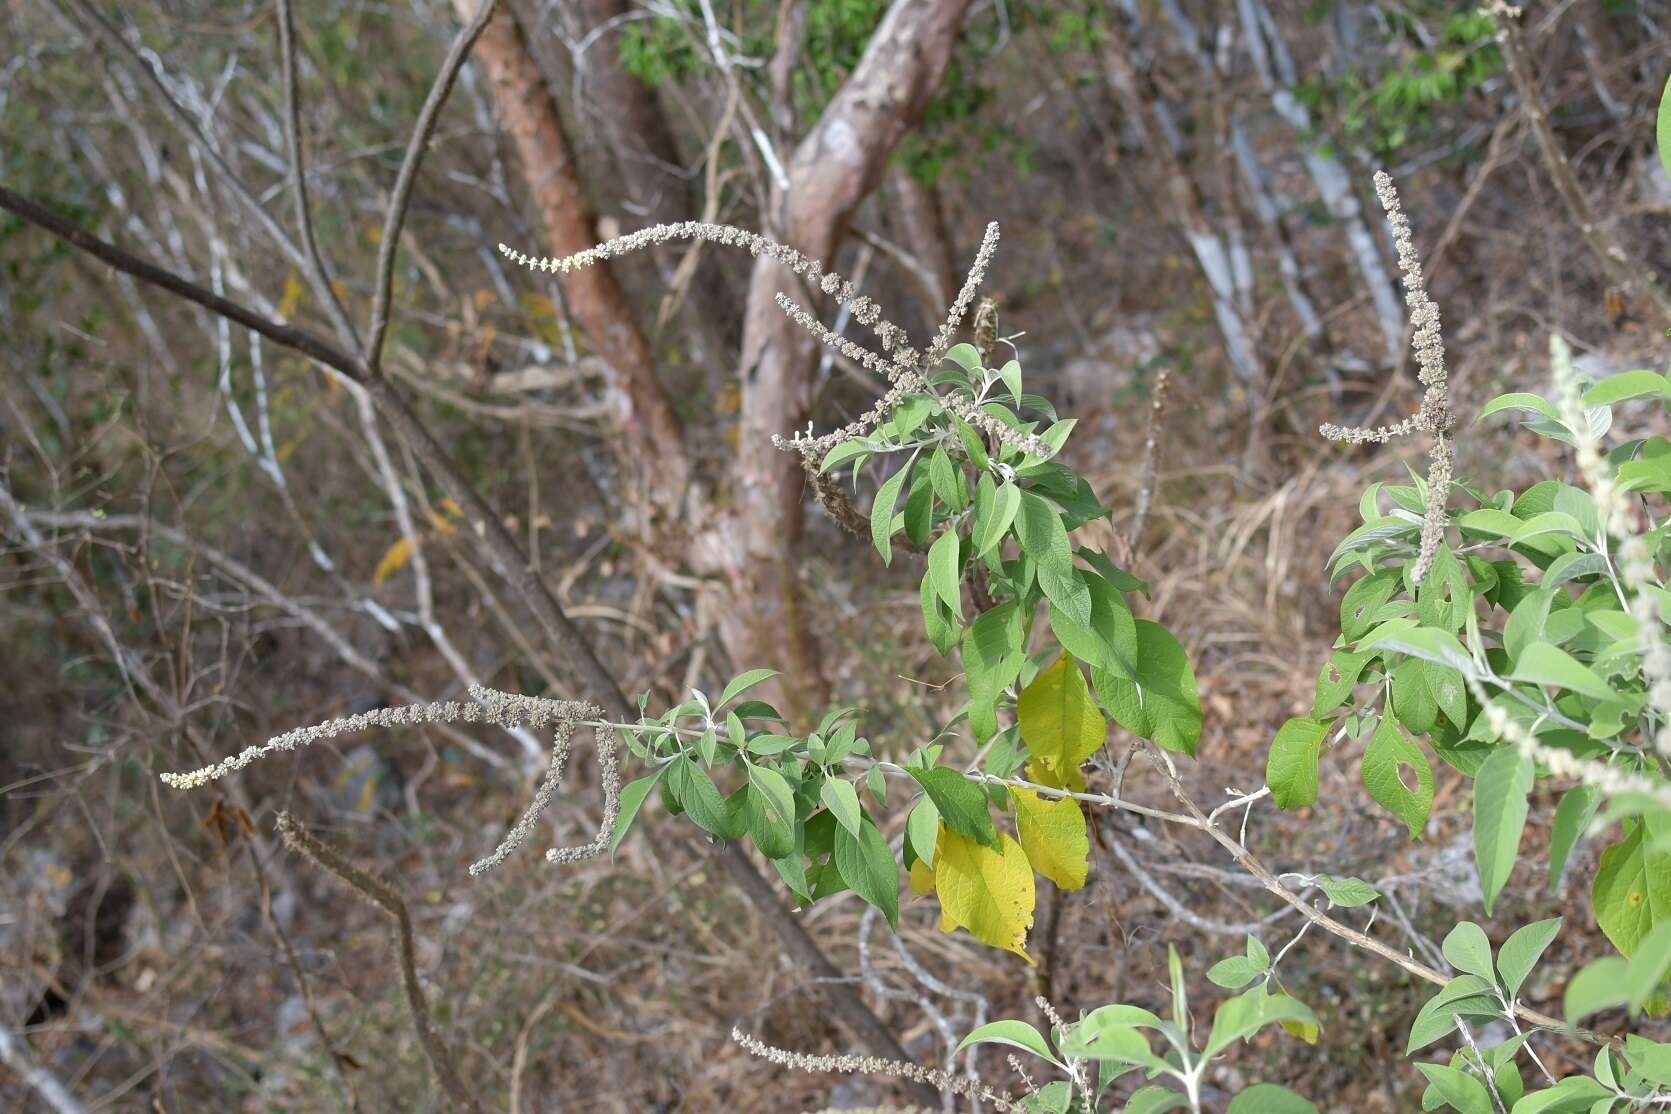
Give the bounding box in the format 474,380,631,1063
1476,392,1561,425
1203,987,1318,1059
871,453,917,565
927,530,964,618
1659,74,1671,186
909,766,998,848
1341,570,1399,641
1317,875,1380,908
1549,785,1600,892
1123,1086,1189,1114
1406,975,1499,1053
1509,643,1615,701
1207,956,1265,990
746,762,797,831
1094,620,1202,757
1048,572,1138,677
945,342,981,372
1593,820,1671,957
819,439,869,475
907,795,941,866
902,471,934,548
1624,921,1671,1012
954,1020,1057,1064
718,668,780,709
1227,1084,1319,1113
1497,918,1562,1000
745,784,795,859
1564,956,1629,1023
963,602,1025,741
921,574,960,656
820,777,863,839
1474,746,1534,916
928,447,967,510
1504,589,1558,668
1266,717,1330,809
973,477,1021,559
608,769,665,860
1313,649,1373,716
833,817,899,931
667,756,736,840
1362,714,1435,839
1413,1062,1493,1114
1442,922,1495,982
1583,369,1670,407
1509,1074,1611,1113
1016,490,1090,626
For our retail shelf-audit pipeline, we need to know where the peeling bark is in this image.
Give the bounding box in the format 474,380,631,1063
700,0,976,719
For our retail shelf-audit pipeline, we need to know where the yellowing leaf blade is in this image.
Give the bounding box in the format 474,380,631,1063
934,825,1035,962
1018,655,1106,781
1013,789,1088,891
372,537,413,586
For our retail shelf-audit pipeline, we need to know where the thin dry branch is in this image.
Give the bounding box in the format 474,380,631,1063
275,813,484,1114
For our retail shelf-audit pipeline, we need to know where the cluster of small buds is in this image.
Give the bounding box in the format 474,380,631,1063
161,687,616,877
731,1028,1020,1112
1320,172,1454,583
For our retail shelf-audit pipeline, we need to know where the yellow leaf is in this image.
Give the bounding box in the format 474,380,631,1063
276,270,305,320
1017,655,1106,783
909,857,936,896
425,508,458,537
1013,789,1088,891
1279,1013,1320,1044
934,824,1035,963
1026,758,1085,794
372,537,413,586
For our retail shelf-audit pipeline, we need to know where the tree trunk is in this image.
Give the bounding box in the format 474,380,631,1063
888,164,958,313
450,0,689,520
695,0,976,720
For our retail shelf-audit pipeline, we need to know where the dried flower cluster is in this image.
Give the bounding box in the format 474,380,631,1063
1321,171,1454,582
500,220,1054,462
161,686,615,876
731,1028,1021,1111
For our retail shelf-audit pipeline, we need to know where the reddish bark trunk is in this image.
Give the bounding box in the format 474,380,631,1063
452,0,689,513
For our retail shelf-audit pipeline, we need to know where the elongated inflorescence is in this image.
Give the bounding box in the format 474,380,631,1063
500,219,1054,462
161,686,615,876
731,1028,1021,1111
1321,171,1454,582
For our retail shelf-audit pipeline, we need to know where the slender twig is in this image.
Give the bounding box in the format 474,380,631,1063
274,0,359,349
245,838,363,1113
0,186,361,376
275,812,484,1114
1140,745,1609,1045
364,0,500,373
59,0,357,347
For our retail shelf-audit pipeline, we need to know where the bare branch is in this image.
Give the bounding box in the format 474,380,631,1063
365,0,501,373
275,813,484,1114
